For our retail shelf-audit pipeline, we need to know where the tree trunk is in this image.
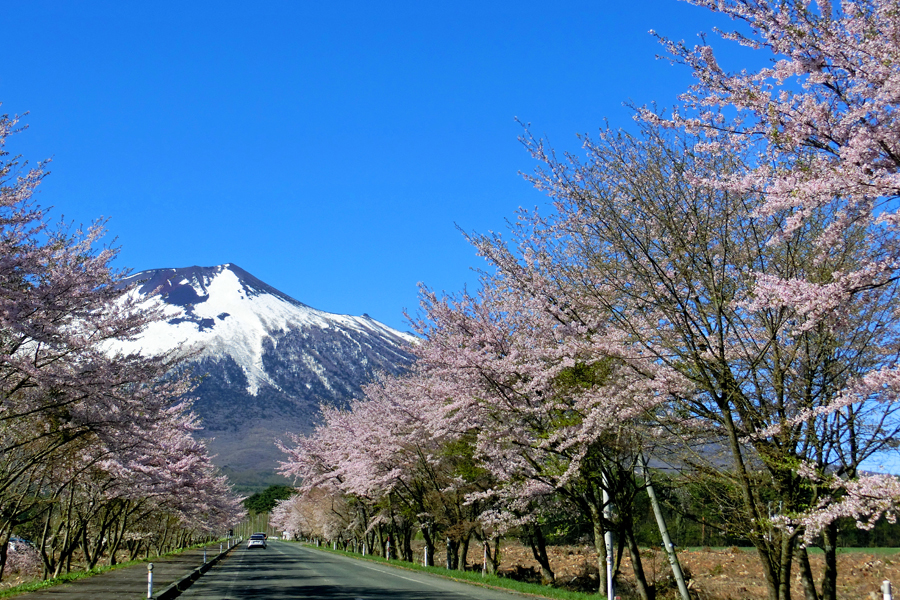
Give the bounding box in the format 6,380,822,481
128,539,144,561
446,537,459,570
796,545,819,600
754,542,782,600
589,504,610,596
401,525,413,562
778,533,795,600
376,525,386,557
526,524,554,583
54,490,77,577
0,528,10,583
421,526,434,566
624,525,654,600
721,406,781,600
820,522,838,600
459,532,471,570
107,509,130,566
158,519,170,557
483,537,501,574
81,527,97,570
38,506,54,579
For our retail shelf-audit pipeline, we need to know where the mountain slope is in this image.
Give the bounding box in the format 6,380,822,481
118,264,417,488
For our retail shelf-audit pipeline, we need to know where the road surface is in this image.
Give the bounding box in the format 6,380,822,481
180,541,531,600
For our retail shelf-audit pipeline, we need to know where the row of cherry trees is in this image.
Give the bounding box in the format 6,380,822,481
0,111,243,581
277,3,900,600
646,2,900,597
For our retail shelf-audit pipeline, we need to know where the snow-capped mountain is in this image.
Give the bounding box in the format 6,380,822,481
119,264,417,489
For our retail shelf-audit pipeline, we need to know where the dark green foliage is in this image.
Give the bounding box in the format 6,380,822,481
553,359,614,391
441,437,490,484
628,471,900,549
242,485,297,514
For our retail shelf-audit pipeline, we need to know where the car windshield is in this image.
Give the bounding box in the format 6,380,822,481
250,534,265,540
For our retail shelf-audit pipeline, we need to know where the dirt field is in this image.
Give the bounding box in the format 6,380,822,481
451,542,900,600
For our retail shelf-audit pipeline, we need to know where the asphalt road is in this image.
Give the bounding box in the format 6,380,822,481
179,541,531,600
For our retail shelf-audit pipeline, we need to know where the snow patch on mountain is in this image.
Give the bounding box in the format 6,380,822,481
117,264,416,396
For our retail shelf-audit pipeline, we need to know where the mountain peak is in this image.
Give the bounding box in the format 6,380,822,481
119,263,416,394
121,263,311,310
117,264,417,487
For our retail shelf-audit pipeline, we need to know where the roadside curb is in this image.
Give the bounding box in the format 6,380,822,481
150,543,238,600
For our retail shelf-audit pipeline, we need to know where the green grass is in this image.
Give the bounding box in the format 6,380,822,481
0,539,229,599
295,541,605,600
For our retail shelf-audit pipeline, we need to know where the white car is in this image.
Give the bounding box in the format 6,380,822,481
247,533,267,549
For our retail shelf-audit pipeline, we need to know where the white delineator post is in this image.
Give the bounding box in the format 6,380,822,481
147,563,153,599
602,477,614,600
883,580,892,600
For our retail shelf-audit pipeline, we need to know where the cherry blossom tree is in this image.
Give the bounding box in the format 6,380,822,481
279,9,900,599
279,369,491,565
648,0,900,302
0,108,242,580
647,4,900,598
411,269,676,598
270,488,354,545
479,120,900,600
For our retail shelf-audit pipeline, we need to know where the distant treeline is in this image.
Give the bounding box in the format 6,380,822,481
244,485,297,515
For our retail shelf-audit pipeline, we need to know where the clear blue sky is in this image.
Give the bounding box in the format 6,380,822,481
4,1,736,332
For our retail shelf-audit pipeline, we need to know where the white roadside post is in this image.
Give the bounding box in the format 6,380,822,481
883,580,892,600
602,478,615,600
147,563,153,599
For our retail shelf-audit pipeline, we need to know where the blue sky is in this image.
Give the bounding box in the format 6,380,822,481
4,1,736,332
